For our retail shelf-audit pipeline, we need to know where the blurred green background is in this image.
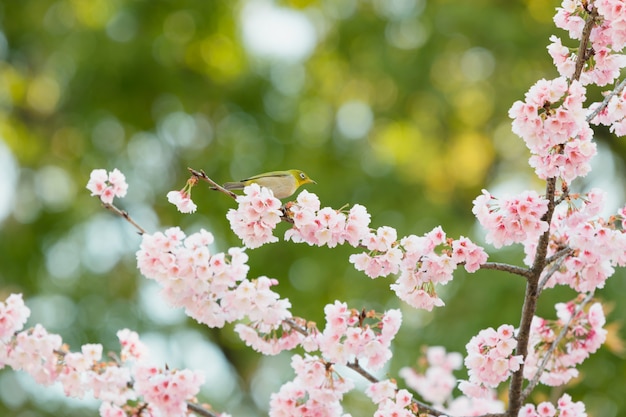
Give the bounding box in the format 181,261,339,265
1,0,625,416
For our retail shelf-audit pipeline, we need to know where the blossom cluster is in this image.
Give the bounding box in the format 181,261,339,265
365,380,416,417
311,301,402,371
534,189,626,293
269,354,354,417
473,190,550,249
86,168,129,204
134,365,206,417
226,187,488,311
226,183,283,248
0,294,207,417
284,190,371,247
352,226,488,311
511,0,626,182
519,393,587,417
524,299,607,387
0,293,30,341
460,324,524,398
551,0,626,87
399,346,462,406
508,77,595,182
136,227,292,332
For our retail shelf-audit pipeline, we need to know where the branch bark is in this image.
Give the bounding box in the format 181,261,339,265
507,8,598,415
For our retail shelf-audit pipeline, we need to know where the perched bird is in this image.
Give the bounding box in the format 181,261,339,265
221,169,316,199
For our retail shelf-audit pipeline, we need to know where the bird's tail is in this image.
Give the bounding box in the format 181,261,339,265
221,181,244,191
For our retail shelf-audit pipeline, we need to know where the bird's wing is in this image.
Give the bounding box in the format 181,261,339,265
241,171,291,181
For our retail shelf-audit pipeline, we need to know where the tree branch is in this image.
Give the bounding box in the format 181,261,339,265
586,78,626,122
538,247,574,293
479,262,532,279
102,203,147,235
186,402,221,417
188,167,238,200
508,8,598,414
507,177,557,415
572,8,598,82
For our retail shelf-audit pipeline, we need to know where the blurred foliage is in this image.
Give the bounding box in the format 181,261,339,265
0,0,625,416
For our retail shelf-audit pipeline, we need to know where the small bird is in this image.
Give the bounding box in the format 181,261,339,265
221,169,316,199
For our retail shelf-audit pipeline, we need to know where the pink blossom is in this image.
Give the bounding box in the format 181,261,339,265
534,191,626,292
269,354,354,417
473,189,549,248
519,393,587,417
227,184,282,249
134,365,205,417
167,190,197,213
399,346,462,406
451,236,488,272
509,78,595,183
446,393,505,415
90,366,134,405
525,300,606,386
0,293,30,341
461,325,523,393
284,193,371,248
365,379,397,404
99,402,127,417
7,324,62,385
316,301,401,371
365,380,415,417
117,329,149,362
86,168,128,204
547,35,576,79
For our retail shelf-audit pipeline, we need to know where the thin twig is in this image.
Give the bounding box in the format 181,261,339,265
188,167,238,200
186,402,221,417
282,318,310,336
544,246,573,266
520,292,595,401
538,247,574,293
586,78,626,123
345,361,452,417
103,203,147,235
479,262,532,279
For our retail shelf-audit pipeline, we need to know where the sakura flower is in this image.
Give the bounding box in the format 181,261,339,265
227,183,282,249
86,168,128,204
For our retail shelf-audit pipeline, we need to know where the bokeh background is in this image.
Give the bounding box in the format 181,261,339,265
1,0,625,416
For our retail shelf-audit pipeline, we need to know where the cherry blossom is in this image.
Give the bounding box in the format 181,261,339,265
86,168,129,204
269,354,354,417
518,393,586,417
461,324,524,396
524,299,606,387
227,183,283,248
399,346,462,406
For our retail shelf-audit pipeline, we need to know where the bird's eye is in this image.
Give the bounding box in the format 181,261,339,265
300,172,306,179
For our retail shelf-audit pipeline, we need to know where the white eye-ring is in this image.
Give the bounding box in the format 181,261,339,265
300,172,306,179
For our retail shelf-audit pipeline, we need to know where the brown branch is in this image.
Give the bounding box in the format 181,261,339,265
186,402,221,417
478,262,532,279
507,177,557,416
282,318,310,336
102,203,147,235
572,8,598,82
538,247,574,293
508,8,598,414
188,167,238,200
587,78,626,122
